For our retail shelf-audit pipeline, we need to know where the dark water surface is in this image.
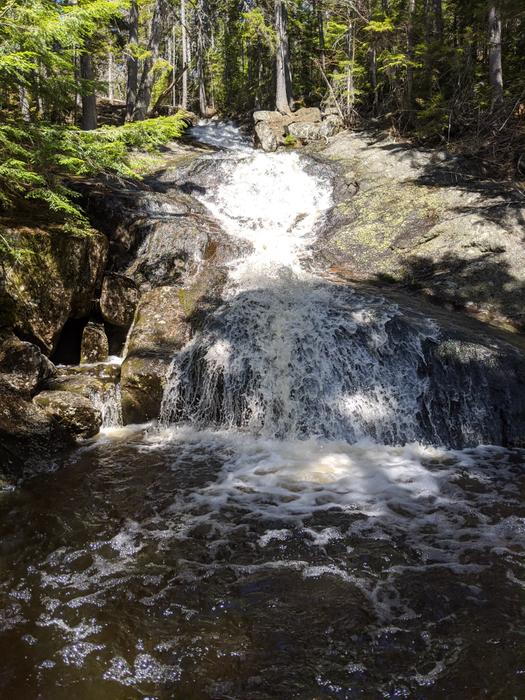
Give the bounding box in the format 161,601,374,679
0,426,524,698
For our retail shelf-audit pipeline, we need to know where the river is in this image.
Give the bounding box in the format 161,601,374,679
0,122,523,698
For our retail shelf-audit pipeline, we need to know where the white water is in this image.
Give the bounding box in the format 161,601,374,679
161,122,439,443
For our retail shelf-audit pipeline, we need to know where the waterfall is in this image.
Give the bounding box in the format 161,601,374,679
160,123,523,448
160,124,436,443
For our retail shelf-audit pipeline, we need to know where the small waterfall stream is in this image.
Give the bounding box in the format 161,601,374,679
161,125,441,443
0,122,523,698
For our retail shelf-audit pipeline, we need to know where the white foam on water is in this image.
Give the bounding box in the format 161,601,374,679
188,119,254,152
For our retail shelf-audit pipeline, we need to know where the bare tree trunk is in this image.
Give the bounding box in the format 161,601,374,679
133,0,170,121
315,0,325,70
275,0,293,113
126,0,139,121
80,50,97,130
181,0,188,109
433,0,443,39
370,46,378,114
405,0,416,126
108,51,114,102
19,87,30,121
196,1,208,115
488,3,503,107
346,18,354,117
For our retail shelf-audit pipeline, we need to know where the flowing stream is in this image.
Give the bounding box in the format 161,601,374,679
0,123,524,698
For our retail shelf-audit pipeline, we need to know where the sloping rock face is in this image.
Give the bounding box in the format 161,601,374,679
313,130,525,332
121,286,191,423
0,226,107,354
100,273,139,327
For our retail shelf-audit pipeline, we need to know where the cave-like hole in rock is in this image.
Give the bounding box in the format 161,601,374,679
51,317,89,365
104,322,128,357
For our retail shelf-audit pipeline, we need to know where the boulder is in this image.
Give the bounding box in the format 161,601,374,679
253,110,292,126
287,122,323,141
120,286,191,423
291,107,322,123
319,114,344,138
0,332,56,396
80,322,109,364
100,273,139,327
33,390,102,439
0,380,74,480
254,122,279,152
0,225,108,354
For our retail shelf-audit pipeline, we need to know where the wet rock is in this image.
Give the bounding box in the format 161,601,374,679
45,361,121,399
0,332,56,396
80,322,109,364
255,121,279,152
0,225,108,354
121,286,191,423
33,390,102,439
0,380,73,480
100,273,139,327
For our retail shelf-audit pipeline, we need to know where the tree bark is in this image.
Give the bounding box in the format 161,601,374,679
181,0,188,110
405,0,416,126
126,0,139,121
133,0,171,121
80,50,97,130
196,0,208,115
488,3,503,107
275,0,293,113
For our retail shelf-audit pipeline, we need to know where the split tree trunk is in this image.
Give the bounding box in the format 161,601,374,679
275,0,293,113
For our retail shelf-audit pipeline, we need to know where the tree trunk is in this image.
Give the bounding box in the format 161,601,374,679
80,50,97,130
196,1,208,115
181,0,188,110
126,0,139,121
133,0,170,121
108,52,114,102
405,0,416,127
433,0,443,39
488,3,503,107
275,0,293,113
19,87,30,121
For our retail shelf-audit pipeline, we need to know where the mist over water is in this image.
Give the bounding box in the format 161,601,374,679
1,122,524,698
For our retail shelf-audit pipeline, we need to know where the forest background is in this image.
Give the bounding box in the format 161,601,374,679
0,0,523,239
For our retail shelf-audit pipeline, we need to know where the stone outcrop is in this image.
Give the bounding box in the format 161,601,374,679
0,381,74,480
100,273,139,327
121,286,191,423
313,130,525,332
0,332,56,396
0,225,108,354
33,390,102,439
80,322,109,364
253,108,343,150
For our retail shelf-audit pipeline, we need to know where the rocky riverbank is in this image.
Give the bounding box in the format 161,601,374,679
1,125,524,481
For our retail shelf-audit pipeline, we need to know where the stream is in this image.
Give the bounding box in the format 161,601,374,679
0,122,524,698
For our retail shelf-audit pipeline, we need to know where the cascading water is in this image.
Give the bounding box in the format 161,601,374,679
1,122,523,698
161,125,441,444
